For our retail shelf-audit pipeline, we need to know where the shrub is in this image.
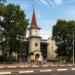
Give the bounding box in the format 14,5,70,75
0,56,4,62
7,57,17,62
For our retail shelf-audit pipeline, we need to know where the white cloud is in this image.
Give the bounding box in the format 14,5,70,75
50,0,75,6
52,0,63,5
37,0,63,6
35,0,41,5
39,0,49,6
48,0,54,6
37,0,75,6
64,0,75,4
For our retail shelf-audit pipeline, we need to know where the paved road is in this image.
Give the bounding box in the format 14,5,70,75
6,71,75,75
0,64,75,75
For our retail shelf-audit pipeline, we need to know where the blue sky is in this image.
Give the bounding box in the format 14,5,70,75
6,0,75,39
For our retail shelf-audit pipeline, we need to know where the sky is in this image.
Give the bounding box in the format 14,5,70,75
6,0,75,39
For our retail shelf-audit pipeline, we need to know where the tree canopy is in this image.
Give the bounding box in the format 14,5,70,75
0,4,29,57
52,20,75,60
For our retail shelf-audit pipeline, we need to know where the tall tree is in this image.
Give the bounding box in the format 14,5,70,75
52,20,75,61
0,4,29,57
0,0,6,46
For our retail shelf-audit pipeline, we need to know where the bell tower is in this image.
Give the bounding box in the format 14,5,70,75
28,9,42,61
29,9,41,37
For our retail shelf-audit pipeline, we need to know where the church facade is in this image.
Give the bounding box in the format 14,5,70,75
18,10,57,62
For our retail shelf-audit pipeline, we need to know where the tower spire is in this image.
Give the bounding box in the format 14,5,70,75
31,9,37,27
30,9,40,29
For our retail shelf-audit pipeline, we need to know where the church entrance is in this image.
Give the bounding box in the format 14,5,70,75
35,54,39,62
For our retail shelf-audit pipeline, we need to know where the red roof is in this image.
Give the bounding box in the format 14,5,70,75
31,9,39,28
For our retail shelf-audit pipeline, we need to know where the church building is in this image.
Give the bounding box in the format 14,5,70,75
18,9,57,62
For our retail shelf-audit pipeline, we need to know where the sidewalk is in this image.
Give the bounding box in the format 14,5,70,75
0,62,75,68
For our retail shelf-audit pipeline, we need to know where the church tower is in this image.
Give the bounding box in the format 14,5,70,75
28,9,42,61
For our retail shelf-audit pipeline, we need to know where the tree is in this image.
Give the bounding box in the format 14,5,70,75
0,0,6,49
0,0,6,15
0,4,29,57
52,20,75,61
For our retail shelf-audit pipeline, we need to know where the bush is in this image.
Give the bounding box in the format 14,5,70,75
7,57,17,62
0,55,17,63
0,56,4,62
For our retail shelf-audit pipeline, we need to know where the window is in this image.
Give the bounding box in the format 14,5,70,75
35,43,38,47
36,31,37,36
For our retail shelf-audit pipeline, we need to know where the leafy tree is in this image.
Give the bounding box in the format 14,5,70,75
0,0,6,62
0,4,29,57
0,0,6,15
52,20,75,61
0,0,6,48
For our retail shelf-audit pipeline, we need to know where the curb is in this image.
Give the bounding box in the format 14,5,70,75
0,64,74,68
0,68,75,75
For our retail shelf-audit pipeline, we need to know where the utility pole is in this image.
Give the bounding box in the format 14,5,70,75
73,32,74,64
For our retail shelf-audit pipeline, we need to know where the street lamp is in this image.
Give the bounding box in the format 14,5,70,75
73,32,74,64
